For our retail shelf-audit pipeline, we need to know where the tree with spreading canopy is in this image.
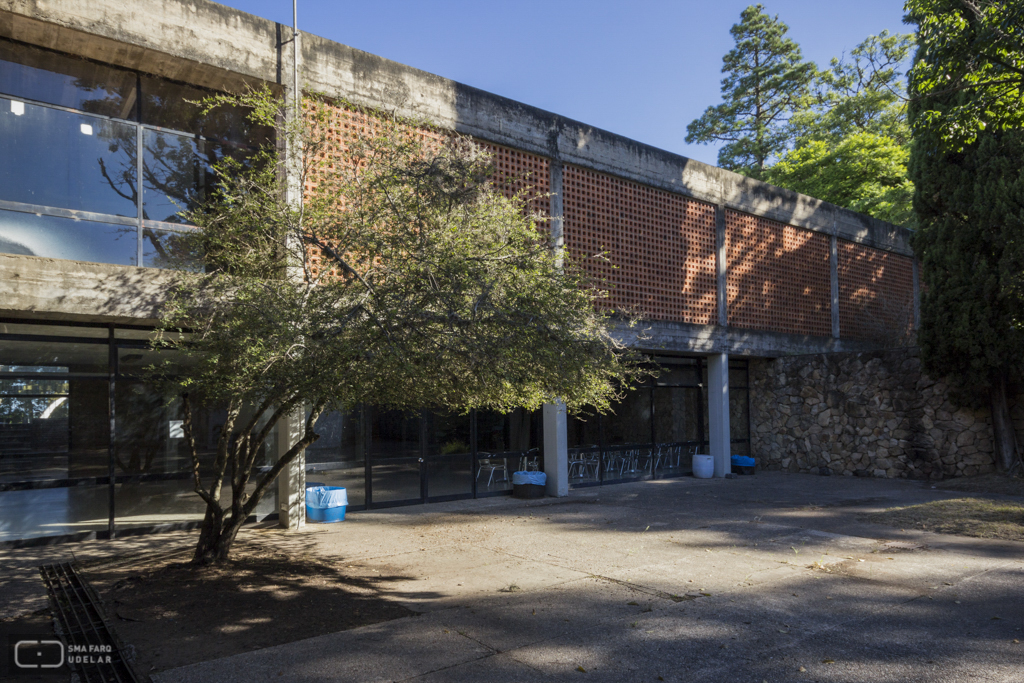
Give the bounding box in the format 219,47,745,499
685,3,815,179
905,0,1024,150
155,89,646,564
907,1,1024,473
766,31,916,226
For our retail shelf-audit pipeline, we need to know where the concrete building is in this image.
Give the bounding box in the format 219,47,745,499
0,0,927,545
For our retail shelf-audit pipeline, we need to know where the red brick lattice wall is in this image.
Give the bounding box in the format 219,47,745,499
301,101,548,280
474,141,550,221
838,242,915,341
561,165,717,323
725,210,832,337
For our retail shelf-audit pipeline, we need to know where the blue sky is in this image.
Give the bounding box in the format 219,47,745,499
216,1,912,167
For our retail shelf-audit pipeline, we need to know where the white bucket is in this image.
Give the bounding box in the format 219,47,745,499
692,454,714,479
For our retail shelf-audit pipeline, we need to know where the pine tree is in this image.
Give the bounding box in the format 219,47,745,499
685,4,814,179
910,78,1024,473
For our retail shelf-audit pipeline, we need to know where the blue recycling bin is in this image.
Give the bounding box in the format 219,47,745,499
731,455,756,475
306,485,348,522
512,471,546,499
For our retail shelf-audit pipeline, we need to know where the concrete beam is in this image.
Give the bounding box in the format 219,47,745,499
715,205,727,327
1,0,913,256
830,235,840,338
0,253,173,324
611,318,887,358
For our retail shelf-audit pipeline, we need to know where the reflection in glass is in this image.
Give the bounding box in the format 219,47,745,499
0,373,109,483
476,408,539,490
425,411,472,499
427,455,472,499
0,210,137,265
307,409,364,466
0,209,137,265
370,464,421,504
0,485,112,542
0,97,138,216
730,387,750,441
142,128,250,224
0,339,108,374
114,382,187,475
369,409,420,459
143,227,201,270
0,39,138,119
604,389,654,480
140,75,271,146
0,322,109,338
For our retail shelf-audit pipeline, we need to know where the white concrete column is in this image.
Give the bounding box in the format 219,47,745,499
277,410,306,529
707,353,732,478
542,401,569,497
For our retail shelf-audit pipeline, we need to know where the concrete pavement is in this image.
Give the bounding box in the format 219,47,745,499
155,473,1024,682
3,472,1022,682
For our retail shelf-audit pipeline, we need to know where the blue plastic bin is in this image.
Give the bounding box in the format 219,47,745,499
512,471,546,499
731,455,756,475
306,485,348,523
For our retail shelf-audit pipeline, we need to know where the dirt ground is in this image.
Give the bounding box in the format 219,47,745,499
867,496,1024,541
933,472,1024,497
81,543,412,676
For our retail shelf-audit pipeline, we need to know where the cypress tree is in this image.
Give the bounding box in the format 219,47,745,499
909,84,1024,472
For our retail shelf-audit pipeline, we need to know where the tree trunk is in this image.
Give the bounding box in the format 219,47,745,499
990,373,1018,472
192,505,245,565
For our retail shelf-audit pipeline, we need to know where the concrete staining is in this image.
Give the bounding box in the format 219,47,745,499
1,0,910,255
23,473,1009,683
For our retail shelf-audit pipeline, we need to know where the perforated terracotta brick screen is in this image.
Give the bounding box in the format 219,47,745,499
561,165,718,323
838,242,915,341
724,210,832,336
300,101,549,280
474,140,550,221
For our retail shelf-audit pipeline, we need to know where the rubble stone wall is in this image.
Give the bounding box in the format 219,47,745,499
749,347,1023,479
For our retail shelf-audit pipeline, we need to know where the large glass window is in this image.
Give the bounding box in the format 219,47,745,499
0,97,138,216
0,322,279,543
0,209,137,264
0,39,138,118
0,38,264,271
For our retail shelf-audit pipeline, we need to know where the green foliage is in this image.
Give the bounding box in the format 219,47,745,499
789,31,913,146
766,132,914,225
156,87,646,561
909,68,1024,401
685,4,815,178
766,31,916,226
905,0,1024,150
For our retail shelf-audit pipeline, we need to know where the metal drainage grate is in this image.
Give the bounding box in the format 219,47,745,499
39,562,143,683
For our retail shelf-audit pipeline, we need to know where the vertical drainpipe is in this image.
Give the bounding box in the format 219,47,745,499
542,158,569,497
278,2,306,528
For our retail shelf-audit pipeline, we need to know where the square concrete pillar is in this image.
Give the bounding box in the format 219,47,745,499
707,353,732,478
277,410,306,529
542,401,569,497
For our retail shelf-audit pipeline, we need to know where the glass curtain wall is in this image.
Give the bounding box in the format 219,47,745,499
566,357,750,488
0,38,268,269
312,407,542,510
0,320,277,543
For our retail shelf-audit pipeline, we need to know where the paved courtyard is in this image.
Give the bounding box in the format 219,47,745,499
3,472,1023,682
